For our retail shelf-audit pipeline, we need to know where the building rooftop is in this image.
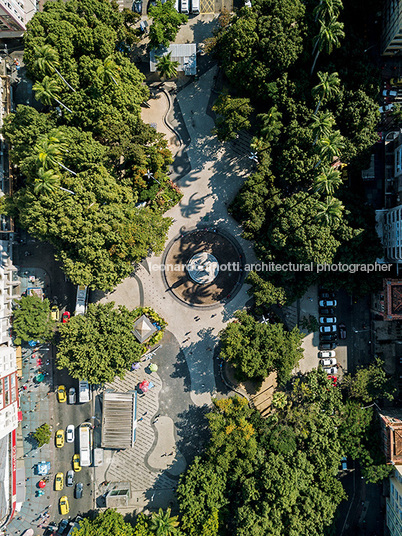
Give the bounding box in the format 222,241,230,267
150,44,197,76
101,392,137,450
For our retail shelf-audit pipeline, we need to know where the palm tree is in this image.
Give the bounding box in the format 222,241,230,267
32,44,76,92
35,136,77,176
96,55,120,86
313,0,343,22
34,167,60,195
313,167,342,196
310,111,335,144
258,106,282,141
34,167,76,195
311,17,345,74
312,71,340,114
33,76,73,113
317,130,344,164
156,52,179,80
150,508,179,536
315,196,344,226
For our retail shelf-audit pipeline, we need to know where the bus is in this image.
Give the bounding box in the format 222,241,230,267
75,285,88,316
79,380,91,403
79,423,92,467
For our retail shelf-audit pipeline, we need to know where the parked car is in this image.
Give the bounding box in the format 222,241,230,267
341,456,348,471
319,290,335,299
57,519,69,535
320,357,337,367
51,305,60,322
55,472,64,491
318,350,336,358
319,317,337,324
66,425,75,443
320,333,338,341
57,385,67,403
62,311,71,323
323,366,338,375
319,307,335,316
319,325,337,333
56,430,65,448
319,343,337,351
338,323,347,339
75,482,84,499
68,387,76,405
73,454,82,472
319,299,337,307
66,470,74,487
59,496,69,516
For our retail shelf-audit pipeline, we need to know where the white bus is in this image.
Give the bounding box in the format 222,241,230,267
79,380,91,403
79,423,92,467
75,285,88,316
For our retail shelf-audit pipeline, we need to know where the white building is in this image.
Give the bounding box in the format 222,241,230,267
150,44,197,76
387,465,402,536
0,0,36,38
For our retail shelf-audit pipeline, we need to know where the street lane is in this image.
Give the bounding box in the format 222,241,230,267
51,372,95,523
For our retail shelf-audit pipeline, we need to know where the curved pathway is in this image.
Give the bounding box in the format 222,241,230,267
99,66,255,509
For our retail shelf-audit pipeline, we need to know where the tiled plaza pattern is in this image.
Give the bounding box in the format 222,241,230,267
103,361,178,504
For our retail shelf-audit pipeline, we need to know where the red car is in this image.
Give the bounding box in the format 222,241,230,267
62,311,71,323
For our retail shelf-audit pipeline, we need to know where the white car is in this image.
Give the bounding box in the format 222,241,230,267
319,300,337,307
320,357,337,367
319,325,337,333
318,350,336,358
319,317,337,324
66,425,75,443
323,366,338,375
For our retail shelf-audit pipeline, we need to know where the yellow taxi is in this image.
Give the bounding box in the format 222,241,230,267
57,385,67,403
73,453,82,472
59,496,69,515
55,430,65,448
51,305,60,321
55,472,64,491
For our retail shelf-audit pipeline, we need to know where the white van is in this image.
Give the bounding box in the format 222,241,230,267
181,0,189,13
79,380,91,403
191,0,199,13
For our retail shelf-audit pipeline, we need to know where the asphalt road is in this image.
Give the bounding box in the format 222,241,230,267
51,369,96,523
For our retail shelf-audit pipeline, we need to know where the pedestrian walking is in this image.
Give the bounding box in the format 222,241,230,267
143,411,148,416
138,417,143,422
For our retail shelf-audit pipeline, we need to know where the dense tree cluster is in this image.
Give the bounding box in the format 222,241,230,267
219,310,303,384
211,0,382,302
148,0,188,49
12,294,55,344
2,0,181,291
57,302,145,384
177,365,394,536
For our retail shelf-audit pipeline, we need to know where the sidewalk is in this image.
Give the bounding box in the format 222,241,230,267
6,345,56,536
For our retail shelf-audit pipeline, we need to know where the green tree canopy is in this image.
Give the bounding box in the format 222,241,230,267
13,295,54,344
56,302,144,384
33,423,51,447
212,92,253,142
219,310,304,383
341,358,396,403
74,509,134,536
148,0,188,48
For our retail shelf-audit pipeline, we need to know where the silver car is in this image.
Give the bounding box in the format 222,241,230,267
320,357,337,367
319,317,337,324
319,325,337,333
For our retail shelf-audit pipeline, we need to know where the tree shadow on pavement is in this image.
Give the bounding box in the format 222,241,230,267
174,403,210,464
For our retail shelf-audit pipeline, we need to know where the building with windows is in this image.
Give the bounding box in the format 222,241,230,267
0,0,36,38
388,465,402,536
383,0,402,55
